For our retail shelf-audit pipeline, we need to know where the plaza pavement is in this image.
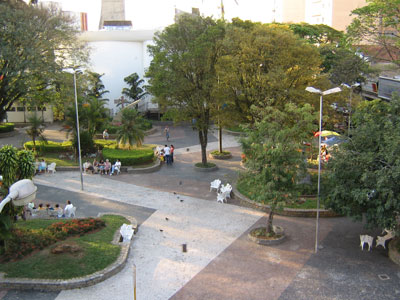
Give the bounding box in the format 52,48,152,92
1,125,400,299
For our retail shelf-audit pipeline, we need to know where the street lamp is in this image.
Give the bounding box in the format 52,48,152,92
0,179,37,213
341,83,360,135
305,86,342,253
65,68,84,191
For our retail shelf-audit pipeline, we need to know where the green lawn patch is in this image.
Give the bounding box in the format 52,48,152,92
37,152,78,166
0,123,14,133
0,215,128,279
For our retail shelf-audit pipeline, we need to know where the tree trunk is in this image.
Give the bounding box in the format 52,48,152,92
218,125,223,153
198,128,208,165
266,209,274,234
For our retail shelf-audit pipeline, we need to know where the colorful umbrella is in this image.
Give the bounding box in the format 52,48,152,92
314,130,341,137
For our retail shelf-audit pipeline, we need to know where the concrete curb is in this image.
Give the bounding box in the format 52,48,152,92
248,226,287,246
232,186,340,218
0,214,137,291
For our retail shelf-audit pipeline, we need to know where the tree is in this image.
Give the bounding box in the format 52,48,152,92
146,14,226,165
216,21,322,124
347,0,400,65
288,23,343,45
0,0,87,120
121,73,147,107
326,95,400,231
26,114,47,153
240,103,317,234
116,109,145,149
86,72,109,100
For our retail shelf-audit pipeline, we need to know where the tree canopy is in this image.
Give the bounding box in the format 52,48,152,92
146,14,226,165
326,95,400,230
121,73,147,107
0,0,87,119
347,0,400,65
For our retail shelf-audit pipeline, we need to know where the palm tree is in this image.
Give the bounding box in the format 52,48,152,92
26,114,47,153
116,109,145,149
121,73,147,107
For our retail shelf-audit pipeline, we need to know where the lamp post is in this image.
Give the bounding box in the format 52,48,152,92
0,179,37,213
341,83,360,135
65,68,84,191
305,86,342,253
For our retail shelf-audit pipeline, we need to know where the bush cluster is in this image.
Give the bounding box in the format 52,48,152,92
24,140,73,153
1,218,105,261
103,148,154,165
0,123,14,133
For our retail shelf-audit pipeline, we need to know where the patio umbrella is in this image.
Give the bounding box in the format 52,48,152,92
314,130,340,137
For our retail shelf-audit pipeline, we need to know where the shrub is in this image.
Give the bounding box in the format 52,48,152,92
24,141,73,153
72,131,95,155
94,139,118,149
139,118,152,131
0,123,14,133
102,148,154,166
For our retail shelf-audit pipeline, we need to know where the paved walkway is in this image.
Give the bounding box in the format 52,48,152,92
1,125,399,300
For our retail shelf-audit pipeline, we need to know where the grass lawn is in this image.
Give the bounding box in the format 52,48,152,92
38,153,78,166
0,215,128,279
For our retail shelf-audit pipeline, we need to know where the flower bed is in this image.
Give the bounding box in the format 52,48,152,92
1,218,105,261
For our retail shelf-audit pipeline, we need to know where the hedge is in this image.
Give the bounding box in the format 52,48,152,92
0,123,14,133
102,148,154,166
24,140,73,152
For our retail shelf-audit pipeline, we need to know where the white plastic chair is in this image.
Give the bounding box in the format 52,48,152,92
47,162,56,174
120,224,134,243
376,229,395,249
360,235,374,251
220,183,232,199
210,179,221,192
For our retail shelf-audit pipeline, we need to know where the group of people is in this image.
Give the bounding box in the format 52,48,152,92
28,200,75,218
83,158,121,175
156,144,174,165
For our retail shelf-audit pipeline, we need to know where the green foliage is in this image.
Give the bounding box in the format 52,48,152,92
16,150,35,180
347,0,400,66
0,123,14,133
146,14,226,164
26,114,47,152
102,148,154,166
116,109,145,148
288,23,344,44
24,140,73,153
0,145,18,189
72,130,95,156
216,22,322,124
0,1,88,119
241,103,317,233
326,96,400,230
121,73,147,105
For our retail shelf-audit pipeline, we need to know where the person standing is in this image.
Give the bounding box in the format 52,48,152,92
164,126,170,141
103,129,109,140
163,144,171,165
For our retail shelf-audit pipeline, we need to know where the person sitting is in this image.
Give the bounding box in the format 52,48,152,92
98,159,105,174
110,159,122,176
38,159,47,173
64,200,75,218
83,160,94,174
55,204,63,218
104,159,111,175
46,203,54,210
93,158,99,174
38,203,46,210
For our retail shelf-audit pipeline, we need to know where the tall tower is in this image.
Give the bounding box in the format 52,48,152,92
99,0,130,30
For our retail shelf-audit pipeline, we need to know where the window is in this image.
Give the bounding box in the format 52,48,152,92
17,107,25,112
37,106,46,111
7,107,16,111
27,106,36,111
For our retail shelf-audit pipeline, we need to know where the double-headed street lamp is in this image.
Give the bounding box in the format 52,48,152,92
65,68,84,191
341,83,360,135
305,86,342,253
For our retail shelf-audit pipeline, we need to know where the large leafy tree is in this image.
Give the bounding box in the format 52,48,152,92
0,0,87,120
146,14,225,165
121,73,147,107
241,103,317,234
216,20,322,124
347,0,400,65
326,95,400,231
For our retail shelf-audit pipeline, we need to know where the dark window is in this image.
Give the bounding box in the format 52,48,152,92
27,106,36,111
7,107,16,111
17,107,25,112
37,107,46,111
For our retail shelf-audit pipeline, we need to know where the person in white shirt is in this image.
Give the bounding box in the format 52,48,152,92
110,159,122,175
163,145,171,165
64,200,74,217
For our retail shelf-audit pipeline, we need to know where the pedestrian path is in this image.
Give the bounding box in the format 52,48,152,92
34,173,263,300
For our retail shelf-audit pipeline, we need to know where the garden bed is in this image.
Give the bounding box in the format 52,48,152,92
209,150,232,160
194,162,218,172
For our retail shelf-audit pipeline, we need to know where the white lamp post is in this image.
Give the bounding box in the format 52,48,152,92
0,179,37,213
305,86,342,253
65,68,84,191
341,83,360,135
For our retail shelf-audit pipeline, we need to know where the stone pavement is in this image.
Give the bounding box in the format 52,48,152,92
1,125,400,300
